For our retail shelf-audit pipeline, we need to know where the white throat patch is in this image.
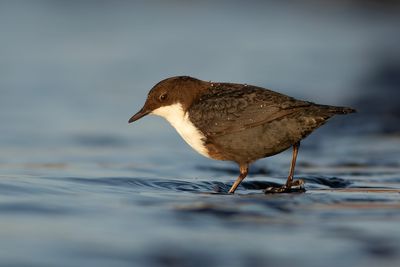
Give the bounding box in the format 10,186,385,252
151,103,211,158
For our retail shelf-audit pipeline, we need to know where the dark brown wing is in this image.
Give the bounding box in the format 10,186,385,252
188,83,314,137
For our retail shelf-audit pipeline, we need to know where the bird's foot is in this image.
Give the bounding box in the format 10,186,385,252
264,179,305,194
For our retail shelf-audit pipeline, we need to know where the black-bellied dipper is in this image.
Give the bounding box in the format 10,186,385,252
129,76,355,194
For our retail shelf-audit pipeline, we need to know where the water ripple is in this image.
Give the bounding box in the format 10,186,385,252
0,202,73,215
58,175,357,193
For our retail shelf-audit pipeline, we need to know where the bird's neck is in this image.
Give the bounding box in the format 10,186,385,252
180,81,212,111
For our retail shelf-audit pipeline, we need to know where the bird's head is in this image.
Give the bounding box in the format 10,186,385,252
128,76,208,123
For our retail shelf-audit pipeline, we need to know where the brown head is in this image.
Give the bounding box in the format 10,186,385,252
128,76,209,123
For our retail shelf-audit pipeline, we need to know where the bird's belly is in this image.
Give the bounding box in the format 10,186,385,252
211,117,312,163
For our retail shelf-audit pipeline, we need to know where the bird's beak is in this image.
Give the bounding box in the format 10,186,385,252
128,107,150,123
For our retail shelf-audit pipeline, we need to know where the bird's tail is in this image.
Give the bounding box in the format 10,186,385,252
320,105,356,115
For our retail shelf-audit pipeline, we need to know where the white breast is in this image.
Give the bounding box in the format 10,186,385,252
151,103,211,159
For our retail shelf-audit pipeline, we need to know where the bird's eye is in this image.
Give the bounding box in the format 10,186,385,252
159,93,167,101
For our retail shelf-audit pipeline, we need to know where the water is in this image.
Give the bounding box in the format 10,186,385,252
1,1,400,267
1,136,400,267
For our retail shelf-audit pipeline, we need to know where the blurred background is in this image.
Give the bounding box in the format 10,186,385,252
0,1,400,267
1,0,399,154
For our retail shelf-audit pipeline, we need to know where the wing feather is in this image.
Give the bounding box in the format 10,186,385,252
188,84,313,137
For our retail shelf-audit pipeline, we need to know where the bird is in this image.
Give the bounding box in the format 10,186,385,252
128,76,355,194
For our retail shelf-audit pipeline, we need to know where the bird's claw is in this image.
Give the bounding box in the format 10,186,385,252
264,179,305,194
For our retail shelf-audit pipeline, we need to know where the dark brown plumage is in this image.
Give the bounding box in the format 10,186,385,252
129,76,355,194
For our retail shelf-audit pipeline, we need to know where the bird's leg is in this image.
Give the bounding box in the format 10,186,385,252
286,141,302,188
264,142,305,193
228,164,248,194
